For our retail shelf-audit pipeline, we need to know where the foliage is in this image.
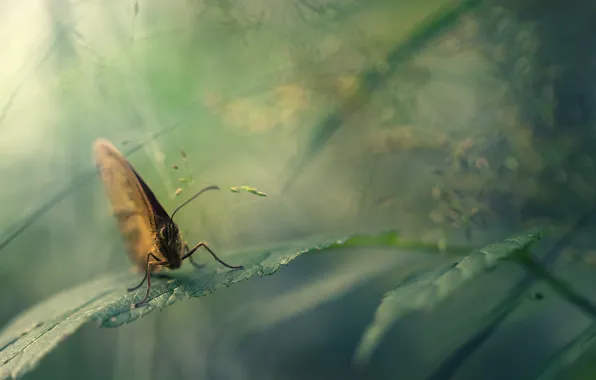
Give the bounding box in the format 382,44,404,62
535,322,596,380
0,229,442,380
353,227,545,365
280,0,484,191
426,213,596,380
0,235,353,379
2,0,596,379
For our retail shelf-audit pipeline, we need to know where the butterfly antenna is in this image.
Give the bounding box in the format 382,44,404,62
171,185,220,219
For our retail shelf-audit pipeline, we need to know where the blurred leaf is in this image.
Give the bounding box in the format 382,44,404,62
535,322,596,380
519,257,596,380
426,214,592,380
352,227,546,366
220,247,455,346
0,275,125,380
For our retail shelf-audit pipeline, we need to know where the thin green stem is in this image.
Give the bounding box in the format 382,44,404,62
514,253,596,319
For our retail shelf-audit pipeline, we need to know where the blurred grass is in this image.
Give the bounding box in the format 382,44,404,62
1,0,596,379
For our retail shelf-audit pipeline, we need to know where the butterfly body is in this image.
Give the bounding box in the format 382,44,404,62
93,138,243,307
155,220,183,269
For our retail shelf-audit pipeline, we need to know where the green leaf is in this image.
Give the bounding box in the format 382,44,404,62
0,235,348,380
426,215,592,380
352,227,546,366
517,256,596,380
534,321,596,380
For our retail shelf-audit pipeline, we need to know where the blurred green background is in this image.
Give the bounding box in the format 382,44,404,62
2,0,596,379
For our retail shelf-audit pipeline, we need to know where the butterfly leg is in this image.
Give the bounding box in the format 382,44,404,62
182,242,243,270
128,253,167,307
127,253,161,291
184,242,205,269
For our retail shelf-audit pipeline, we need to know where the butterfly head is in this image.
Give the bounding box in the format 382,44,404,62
157,222,183,268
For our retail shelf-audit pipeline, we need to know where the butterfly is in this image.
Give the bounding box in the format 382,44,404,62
93,138,243,307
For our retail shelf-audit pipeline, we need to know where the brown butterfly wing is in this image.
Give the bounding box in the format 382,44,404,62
93,138,166,272
128,160,185,264
128,165,172,229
